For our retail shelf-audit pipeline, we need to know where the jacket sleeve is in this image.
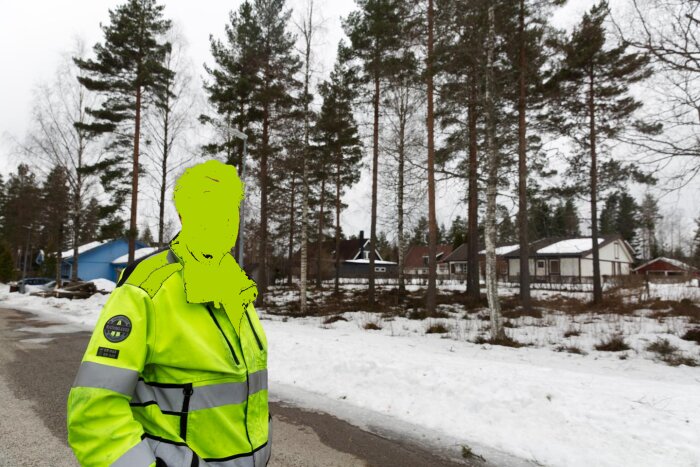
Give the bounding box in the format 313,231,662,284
67,283,156,467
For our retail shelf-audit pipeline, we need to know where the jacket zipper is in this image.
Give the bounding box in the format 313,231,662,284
207,305,240,365
180,383,193,440
245,309,264,351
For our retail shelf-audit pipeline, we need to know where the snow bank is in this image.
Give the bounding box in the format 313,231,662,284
263,314,700,467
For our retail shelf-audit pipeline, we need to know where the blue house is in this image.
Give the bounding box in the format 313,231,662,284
61,239,148,282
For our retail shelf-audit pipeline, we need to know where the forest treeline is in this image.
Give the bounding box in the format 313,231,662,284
1,0,699,331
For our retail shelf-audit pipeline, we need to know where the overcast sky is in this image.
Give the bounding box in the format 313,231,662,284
1,0,696,246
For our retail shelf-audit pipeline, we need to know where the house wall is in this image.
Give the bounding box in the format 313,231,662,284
63,240,134,282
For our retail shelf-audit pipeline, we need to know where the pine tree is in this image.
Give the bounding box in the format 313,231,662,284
497,207,517,244
202,1,260,167
315,52,363,293
343,0,406,308
1,166,42,277
637,193,659,260
75,0,173,262
447,216,467,250
410,216,429,246
0,243,13,282
547,1,651,304
691,216,700,268
40,166,71,283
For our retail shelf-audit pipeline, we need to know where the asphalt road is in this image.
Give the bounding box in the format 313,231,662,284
0,307,476,467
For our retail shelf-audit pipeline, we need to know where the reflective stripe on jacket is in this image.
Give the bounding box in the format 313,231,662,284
67,248,270,467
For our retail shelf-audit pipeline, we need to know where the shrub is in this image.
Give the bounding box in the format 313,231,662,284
426,323,449,334
646,338,678,357
406,308,450,320
363,322,382,331
564,328,581,338
681,328,700,344
595,334,630,352
322,315,348,325
474,334,526,348
555,345,586,355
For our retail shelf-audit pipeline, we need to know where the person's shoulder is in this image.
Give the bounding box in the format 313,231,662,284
117,249,182,298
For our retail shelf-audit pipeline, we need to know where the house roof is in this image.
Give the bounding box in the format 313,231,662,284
60,240,110,259
404,245,453,269
441,243,518,263
294,238,383,262
504,235,632,258
112,247,160,265
478,244,519,256
633,257,698,272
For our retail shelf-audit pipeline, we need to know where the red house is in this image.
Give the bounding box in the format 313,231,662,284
633,257,699,277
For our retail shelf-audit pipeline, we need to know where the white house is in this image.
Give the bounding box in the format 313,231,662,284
504,235,635,282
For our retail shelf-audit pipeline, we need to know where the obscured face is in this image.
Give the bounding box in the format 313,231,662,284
174,160,244,259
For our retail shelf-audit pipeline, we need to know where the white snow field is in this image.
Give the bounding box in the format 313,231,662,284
1,283,699,467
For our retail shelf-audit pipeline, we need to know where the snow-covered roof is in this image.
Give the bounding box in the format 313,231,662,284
633,257,697,272
344,259,397,265
536,238,603,255
111,247,159,264
478,244,519,256
60,240,110,259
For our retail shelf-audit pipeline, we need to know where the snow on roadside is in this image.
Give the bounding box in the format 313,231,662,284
262,314,700,467
1,283,699,466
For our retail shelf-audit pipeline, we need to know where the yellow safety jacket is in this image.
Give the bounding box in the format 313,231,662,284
67,246,270,467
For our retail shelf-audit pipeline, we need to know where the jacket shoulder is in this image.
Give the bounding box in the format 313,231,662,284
117,249,182,298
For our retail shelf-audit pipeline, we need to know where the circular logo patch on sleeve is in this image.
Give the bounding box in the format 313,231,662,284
103,315,132,343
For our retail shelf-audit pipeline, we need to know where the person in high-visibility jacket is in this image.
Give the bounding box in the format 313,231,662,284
67,160,270,467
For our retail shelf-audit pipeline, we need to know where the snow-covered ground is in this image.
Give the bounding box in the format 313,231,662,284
1,283,699,467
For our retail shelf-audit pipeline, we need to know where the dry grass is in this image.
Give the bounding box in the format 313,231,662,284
555,344,586,355
595,334,631,352
322,315,348,325
363,321,382,331
681,328,700,344
474,333,526,348
426,323,450,334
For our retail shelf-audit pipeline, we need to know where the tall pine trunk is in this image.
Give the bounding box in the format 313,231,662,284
287,176,297,286
397,99,406,301
369,72,380,308
71,135,84,281
426,0,437,313
334,153,342,294
259,102,270,299
484,5,504,341
316,178,326,287
517,0,531,310
129,85,142,263
589,68,602,304
158,91,170,248
467,75,479,299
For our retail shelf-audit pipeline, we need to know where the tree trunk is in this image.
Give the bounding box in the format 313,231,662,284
484,5,504,341
71,141,83,281
334,152,342,294
467,75,479,300
426,0,437,314
369,72,380,308
397,95,406,301
517,0,531,310
259,103,270,299
129,85,142,263
158,93,170,248
56,223,63,287
589,68,602,304
316,177,326,288
287,175,297,286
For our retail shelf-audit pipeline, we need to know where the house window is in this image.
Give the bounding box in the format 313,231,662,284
537,260,545,269
550,259,560,275
375,266,386,272
614,243,620,259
